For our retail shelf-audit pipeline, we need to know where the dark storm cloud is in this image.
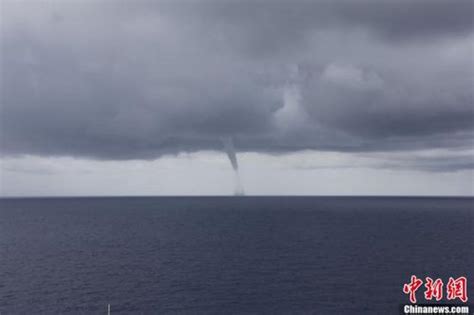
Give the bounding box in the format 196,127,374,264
151,0,474,56
380,156,474,173
1,0,473,171
334,0,473,40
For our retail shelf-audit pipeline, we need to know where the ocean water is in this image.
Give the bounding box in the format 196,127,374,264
0,197,472,314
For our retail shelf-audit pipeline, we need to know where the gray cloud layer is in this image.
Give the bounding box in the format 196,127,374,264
1,0,473,170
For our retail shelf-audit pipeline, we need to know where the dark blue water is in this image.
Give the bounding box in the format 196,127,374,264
0,197,472,314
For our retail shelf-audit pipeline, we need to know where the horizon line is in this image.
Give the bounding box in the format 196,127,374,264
0,195,472,199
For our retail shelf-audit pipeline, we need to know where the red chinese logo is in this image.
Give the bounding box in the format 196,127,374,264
424,277,443,301
403,275,468,304
403,275,423,303
447,276,468,303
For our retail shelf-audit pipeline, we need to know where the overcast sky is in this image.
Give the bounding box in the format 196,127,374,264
1,0,473,196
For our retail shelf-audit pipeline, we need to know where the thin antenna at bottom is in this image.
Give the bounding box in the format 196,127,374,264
107,304,110,315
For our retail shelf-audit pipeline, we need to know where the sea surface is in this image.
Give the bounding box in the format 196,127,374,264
0,197,472,314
